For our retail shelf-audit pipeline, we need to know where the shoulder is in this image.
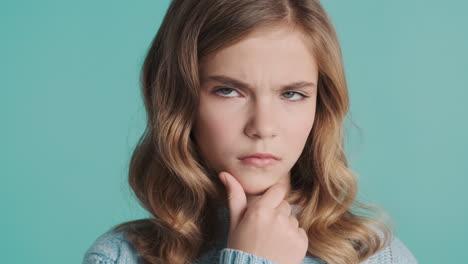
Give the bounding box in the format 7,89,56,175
361,235,418,264
82,228,141,264
387,236,418,264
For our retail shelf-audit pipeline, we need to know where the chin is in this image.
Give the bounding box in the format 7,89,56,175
224,166,284,192
241,181,270,196
244,188,267,196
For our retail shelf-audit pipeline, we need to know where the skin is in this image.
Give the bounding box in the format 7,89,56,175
193,23,319,207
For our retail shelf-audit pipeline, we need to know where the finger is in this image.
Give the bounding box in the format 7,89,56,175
257,182,289,209
219,171,247,234
298,228,309,243
289,215,299,228
275,199,292,216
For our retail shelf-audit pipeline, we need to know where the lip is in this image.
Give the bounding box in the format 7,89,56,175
239,153,280,160
238,153,281,168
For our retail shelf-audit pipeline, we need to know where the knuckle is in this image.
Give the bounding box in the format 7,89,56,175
249,205,269,219
280,200,291,215
298,228,308,242
289,215,299,227
273,210,283,222
250,202,264,211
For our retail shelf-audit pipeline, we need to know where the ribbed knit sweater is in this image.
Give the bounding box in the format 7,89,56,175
82,206,418,264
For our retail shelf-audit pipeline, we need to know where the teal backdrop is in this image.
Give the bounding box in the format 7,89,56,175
2,0,467,263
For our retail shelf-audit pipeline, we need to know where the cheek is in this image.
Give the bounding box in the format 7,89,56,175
286,107,316,148
201,108,235,137
194,104,242,170
196,103,240,152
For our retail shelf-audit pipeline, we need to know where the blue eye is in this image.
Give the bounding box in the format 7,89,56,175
282,91,306,101
213,87,308,102
214,87,239,97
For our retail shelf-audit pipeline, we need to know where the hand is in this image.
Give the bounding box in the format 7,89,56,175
219,171,309,264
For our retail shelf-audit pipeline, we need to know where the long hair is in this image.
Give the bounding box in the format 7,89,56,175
112,0,394,263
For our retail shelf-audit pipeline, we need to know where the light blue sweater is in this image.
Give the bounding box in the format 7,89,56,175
82,206,418,264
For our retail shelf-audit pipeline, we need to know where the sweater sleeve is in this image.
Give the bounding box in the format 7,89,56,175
361,235,418,264
82,230,140,264
389,236,418,264
219,248,278,264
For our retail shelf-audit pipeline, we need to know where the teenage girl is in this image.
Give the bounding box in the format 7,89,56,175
82,1,418,263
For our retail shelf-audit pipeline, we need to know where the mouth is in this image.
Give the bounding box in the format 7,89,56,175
238,157,280,168
239,152,280,160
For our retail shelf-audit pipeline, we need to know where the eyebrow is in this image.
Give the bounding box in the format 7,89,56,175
202,75,316,92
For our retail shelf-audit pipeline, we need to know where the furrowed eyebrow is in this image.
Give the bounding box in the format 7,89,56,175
202,75,315,91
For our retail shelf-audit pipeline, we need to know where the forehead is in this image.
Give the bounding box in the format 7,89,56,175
199,24,318,84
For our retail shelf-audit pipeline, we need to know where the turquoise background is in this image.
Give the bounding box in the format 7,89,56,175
2,0,466,263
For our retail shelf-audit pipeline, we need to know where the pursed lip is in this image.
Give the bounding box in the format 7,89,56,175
238,153,280,160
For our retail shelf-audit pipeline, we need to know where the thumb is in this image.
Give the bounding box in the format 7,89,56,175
219,171,247,235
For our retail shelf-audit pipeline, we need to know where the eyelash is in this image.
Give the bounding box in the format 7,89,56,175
213,87,309,102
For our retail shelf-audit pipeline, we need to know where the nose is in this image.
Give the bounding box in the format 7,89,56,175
244,99,277,139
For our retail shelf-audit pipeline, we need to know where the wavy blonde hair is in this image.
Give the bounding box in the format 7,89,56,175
113,0,395,263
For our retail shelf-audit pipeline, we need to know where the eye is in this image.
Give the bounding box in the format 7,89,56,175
214,87,239,97
282,91,307,102
213,87,309,102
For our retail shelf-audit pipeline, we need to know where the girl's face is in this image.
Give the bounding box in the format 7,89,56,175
194,23,318,203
